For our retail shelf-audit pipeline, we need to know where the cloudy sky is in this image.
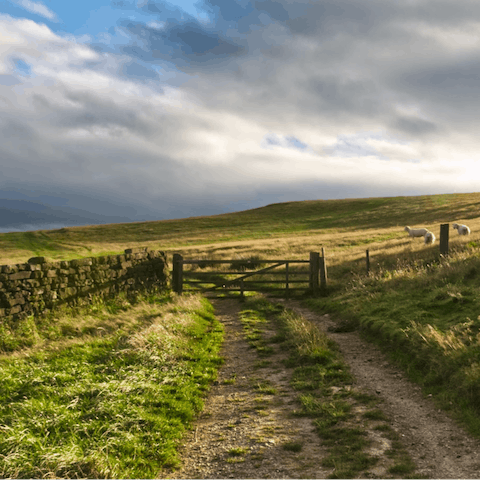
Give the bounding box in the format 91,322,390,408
1,0,480,232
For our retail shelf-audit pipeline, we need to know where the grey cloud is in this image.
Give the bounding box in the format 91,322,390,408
119,20,247,69
121,60,161,80
253,0,290,23
305,76,384,119
391,116,438,136
392,58,480,109
30,89,157,138
0,75,21,86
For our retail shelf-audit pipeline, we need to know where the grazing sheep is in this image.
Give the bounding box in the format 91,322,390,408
404,226,428,238
424,231,436,245
452,223,471,235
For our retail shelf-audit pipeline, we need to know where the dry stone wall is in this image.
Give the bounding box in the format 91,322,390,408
0,248,168,321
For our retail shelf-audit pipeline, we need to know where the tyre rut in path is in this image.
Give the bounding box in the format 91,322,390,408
283,299,480,479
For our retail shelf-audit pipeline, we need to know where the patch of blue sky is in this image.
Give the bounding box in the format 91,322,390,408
262,133,313,152
13,58,33,77
326,136,379,158
324,131,408,159
2,0,208,37
285,136,308,150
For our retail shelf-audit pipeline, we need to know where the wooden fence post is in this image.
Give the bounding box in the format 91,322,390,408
285,262,290,298
440,224,449,256
319,247,328,290
172,253,183,294
366,249,370,275
309,252,320,295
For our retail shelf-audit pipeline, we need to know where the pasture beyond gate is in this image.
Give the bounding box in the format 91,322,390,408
171,251,327,297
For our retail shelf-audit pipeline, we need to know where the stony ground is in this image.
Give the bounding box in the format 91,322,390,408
161,297,480,479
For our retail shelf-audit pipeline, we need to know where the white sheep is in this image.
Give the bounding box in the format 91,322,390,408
424,231,436,244
404,226,428,238
452,223,471,236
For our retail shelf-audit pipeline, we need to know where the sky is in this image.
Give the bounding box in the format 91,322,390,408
1,0,480,232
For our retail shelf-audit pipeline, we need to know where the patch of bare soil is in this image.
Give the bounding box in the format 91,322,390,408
285,300,480,479
162,297,480,479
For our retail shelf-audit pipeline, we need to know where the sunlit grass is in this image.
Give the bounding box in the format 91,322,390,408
0,293,224,479
306,241,480,437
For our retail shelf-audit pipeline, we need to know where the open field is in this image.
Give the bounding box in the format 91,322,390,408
1,192,480,265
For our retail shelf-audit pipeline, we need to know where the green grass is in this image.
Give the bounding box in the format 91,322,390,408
282,441,303,452
306,245,480,437
0,292,151,353
227,447,248,456
0,293,224,479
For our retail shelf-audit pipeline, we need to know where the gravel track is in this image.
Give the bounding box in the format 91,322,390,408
286,299,480,479
161,297,480,479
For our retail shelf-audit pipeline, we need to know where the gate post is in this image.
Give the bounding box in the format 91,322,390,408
320,247,328,290
285,262,290,298
309,252,320,295
440,224,449,256
172,253,183,294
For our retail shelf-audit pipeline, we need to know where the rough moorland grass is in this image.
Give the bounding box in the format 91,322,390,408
2,192,480,264
0,293,224,479
0,292,143,353
239,297,415,479
306,244,480,437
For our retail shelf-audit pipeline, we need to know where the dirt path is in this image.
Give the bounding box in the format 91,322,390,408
284,299,480,479
164,298,332,479
162,297,480,479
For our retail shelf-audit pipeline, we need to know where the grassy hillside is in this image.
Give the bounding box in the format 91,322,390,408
1,192,480,265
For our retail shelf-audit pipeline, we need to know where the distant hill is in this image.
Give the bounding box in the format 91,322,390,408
0,199,136,232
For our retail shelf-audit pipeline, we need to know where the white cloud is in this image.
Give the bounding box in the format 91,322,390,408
14,0,59,22
146,20,166,30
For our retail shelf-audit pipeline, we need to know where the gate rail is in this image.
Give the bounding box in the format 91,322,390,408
171,251,327,297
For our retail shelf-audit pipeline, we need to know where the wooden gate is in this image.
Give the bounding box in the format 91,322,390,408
171,251,327,297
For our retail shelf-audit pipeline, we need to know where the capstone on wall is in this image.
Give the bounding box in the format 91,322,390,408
0,248,168,321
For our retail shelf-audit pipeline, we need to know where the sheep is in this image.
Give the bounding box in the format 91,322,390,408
404,226,428,238
452,223,471,236
424,231,436,245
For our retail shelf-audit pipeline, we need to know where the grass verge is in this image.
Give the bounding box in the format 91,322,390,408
306,244,480,437
0,293,224,479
